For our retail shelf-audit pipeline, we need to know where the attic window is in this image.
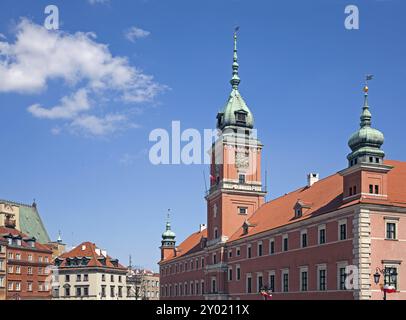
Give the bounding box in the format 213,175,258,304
235,112,247,124
295,208,302,218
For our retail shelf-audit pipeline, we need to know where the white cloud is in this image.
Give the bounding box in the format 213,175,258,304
125,27,151,43
0,19,165,136
70,114,128,136
28,89,90,119
0,33,6,40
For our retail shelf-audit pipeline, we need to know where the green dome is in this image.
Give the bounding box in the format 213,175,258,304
217,89,254,130
348,126,384,151
162,221,176,240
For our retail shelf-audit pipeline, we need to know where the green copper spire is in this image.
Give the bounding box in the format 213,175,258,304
230,29,241,90
347,76,385,166
217,28,254,131
162,209,176,245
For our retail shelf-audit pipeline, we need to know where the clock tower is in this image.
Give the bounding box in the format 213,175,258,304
206,31,266,245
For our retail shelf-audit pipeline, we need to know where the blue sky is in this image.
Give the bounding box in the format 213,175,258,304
0,0,405,270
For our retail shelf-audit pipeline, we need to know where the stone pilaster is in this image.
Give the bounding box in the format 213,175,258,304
352,207,372,300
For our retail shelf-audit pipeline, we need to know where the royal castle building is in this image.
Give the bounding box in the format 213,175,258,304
158,32,406,300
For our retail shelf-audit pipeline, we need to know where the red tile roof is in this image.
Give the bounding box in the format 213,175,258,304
162,160,406,262
57,241,126,270
163,229,207,261
0,226,52,252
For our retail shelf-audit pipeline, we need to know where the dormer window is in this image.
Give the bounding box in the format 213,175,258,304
236,112,246,123
294,200,311,218
295,208,302,218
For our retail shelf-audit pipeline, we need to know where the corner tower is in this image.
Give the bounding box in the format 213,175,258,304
206,30,266,245
160,211,176,260
340,77,393,202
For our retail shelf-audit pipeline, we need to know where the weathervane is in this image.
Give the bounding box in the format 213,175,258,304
364,74,374,93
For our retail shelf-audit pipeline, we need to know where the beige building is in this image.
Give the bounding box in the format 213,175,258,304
127,269,160,300
53,242,130,300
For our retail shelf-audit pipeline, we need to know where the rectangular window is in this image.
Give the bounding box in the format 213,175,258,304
340,223,347,240
228,250,232,258
247,245,252,258
384,267,398,290
16,266,21,274
319,269,326,291
258,242,263,257
369,184,374,194
258,275,263,291
110,286,115,297
269,274,275,292
76,287,81,297
282,272,289,292
301,232,307,248
15,282,21,291
77,274,81,282
239,207,247,215
201,257,205,268
27,282,33,292
319,227,326,244
101,286,106,297
211,279,216,293
283,236,288,251
239,174,246,184
375,185,379,194
228,268,233,281
84,287,89,296
339,267,347,290
84,274,89,281
269,240,275,254
386,222,397,240
65,287,70,297
236,266,241,281
247,276,252,294
236,247,241,256
301,271,308,291
213,253,217,265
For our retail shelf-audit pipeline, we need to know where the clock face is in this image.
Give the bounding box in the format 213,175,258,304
235,151,249,169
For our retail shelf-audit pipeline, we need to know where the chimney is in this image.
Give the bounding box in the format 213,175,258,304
307,173,319,187
199,224,207,232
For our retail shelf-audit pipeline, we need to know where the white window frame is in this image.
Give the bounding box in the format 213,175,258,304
246,273,252,294
299,266,308,292
268,270,276,292
318,224,326,245
300,229,308,248
337,261,348,290
384,217,399,240
247,244,252,258
236,264,241,281
282,234,288,252
281,269,289,292
317,264,327,291
257,272,263,291
257,241,263,257
338,219,347,241
269,238,275,255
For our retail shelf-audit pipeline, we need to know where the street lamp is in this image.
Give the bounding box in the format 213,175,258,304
259,286,272,300
374,267,397,300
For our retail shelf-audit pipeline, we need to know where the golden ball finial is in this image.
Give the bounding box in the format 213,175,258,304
363,85,369,93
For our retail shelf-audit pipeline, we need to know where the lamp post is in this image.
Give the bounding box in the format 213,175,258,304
259,286,272,300
373,267,398,300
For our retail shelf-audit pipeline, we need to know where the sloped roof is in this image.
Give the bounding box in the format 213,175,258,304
163,229,207,261
58,241,126,270
0,200,50,244
0,226,52,252
163,160,406,263
229,159,406,241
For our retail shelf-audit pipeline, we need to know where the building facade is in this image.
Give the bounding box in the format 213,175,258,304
0,226,53,300
0,238,6,300
53,242,129,300
158,32,406,300
127,268,160,300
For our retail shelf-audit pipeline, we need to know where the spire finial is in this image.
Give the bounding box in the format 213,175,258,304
230,26,241,90
57,230,62,243
360,74,373,128
166,209,171,230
